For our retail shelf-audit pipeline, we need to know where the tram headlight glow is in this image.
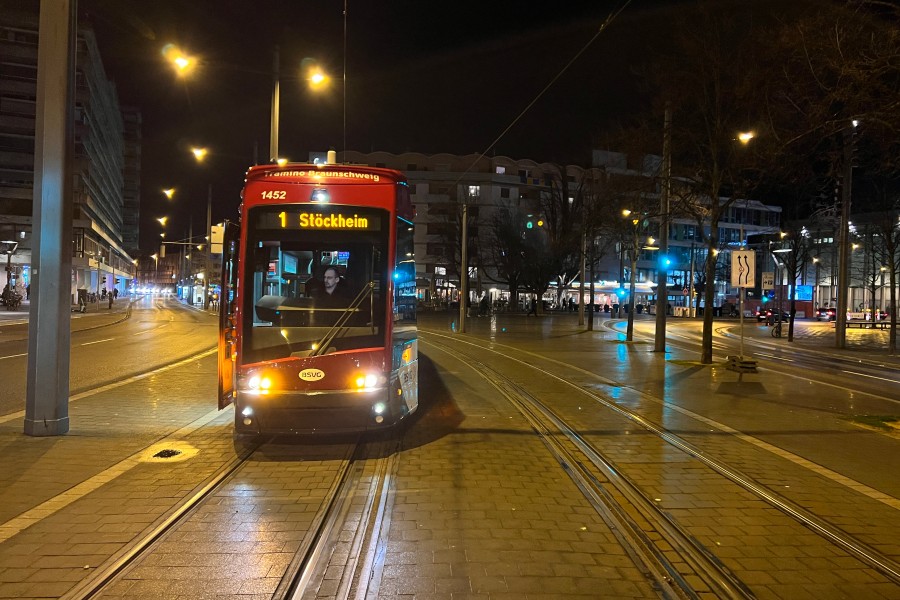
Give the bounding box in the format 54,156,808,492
248,375,272,391
241,406,254,417
355,372,381,390
373,402,386,415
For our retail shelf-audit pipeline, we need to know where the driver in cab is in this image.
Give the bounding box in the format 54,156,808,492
315,266,352,307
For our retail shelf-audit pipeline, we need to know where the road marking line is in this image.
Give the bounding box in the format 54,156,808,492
0,404,227,543
80,337,115,346
423,330,900,511
0,348,216,426
0,353,27,361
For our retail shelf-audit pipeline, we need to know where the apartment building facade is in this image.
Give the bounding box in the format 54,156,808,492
0,6,139,302
342,150,783,312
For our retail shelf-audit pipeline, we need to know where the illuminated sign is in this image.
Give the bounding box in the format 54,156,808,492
283,212,370,229
254,208,383,231
269,170,380,182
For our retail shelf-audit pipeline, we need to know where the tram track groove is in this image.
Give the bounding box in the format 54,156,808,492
62,433,377,600
422,330,900,589
60,436,265,600
282,436,396,600
424,336,752,600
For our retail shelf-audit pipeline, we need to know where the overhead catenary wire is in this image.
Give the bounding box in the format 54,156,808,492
453,0,633,185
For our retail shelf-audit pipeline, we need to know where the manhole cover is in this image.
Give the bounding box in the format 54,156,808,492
152,449,182,459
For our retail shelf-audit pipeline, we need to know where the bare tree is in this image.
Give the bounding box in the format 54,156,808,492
648,4,770,363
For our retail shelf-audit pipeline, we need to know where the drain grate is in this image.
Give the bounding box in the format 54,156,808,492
152,449,183,459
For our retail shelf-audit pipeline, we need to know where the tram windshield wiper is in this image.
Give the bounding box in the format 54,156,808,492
310,281,375,356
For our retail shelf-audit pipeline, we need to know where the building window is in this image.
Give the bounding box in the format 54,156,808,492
496,166,506,175
467,185,480,198
500,187,510,198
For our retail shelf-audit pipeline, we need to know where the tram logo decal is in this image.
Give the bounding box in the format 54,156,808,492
299,369,325,381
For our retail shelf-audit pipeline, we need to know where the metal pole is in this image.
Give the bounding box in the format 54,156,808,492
205,184,212,310
578,229,586,326
458,202,468,333
188,218,193,304
343,0,348,158
26,0,75,436
269,47,280,163
835,125,853,348
654,104,671,352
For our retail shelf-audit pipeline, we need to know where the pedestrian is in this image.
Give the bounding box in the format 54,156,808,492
527,296,538,316
108,292,113,309
113,288,118,299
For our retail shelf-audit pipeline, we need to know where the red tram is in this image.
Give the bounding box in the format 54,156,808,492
217,160,418,434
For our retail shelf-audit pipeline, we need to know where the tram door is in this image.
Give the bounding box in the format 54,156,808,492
218,221,240,409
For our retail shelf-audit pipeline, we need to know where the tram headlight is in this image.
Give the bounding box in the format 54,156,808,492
373,402,386,415
354,372,382,390
248,375,273,392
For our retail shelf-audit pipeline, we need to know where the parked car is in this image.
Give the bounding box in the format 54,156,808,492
756,307,790,322
815,307,837,321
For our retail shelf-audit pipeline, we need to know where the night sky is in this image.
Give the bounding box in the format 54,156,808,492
78,0,683,251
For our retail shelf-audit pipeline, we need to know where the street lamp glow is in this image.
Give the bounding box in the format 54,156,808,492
156,216,168,226
738,131,755,144
276,157,288,167
308,68,330,88
191,147,208,162
163,188,175,200
162,44,195,77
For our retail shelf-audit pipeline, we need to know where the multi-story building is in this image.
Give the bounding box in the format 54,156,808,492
342,150,783,312
0,6,138,302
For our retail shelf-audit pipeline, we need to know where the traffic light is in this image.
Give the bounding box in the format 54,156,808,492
616,288,626,298
526,221,533,229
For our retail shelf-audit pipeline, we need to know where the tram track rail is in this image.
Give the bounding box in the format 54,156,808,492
61,436,266,600
425,335,752,600
58,432,400,600
422,330,900,591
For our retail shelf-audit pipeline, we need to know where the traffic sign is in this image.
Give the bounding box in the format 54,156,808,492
731,250,755,288
762,271,774,290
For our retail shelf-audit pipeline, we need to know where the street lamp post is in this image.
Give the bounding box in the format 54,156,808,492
270,47,280,162
151,253,159,287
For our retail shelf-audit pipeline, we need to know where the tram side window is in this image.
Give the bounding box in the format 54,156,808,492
394,217,416,326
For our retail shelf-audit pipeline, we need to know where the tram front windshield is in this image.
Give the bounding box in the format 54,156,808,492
243,205,389,363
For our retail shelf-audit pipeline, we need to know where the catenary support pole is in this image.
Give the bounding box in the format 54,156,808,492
654,104,671,352
458,202,468,333
26,0,76,436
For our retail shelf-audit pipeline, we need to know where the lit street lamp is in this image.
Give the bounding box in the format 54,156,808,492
191,147,208,162
163,44,329,165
